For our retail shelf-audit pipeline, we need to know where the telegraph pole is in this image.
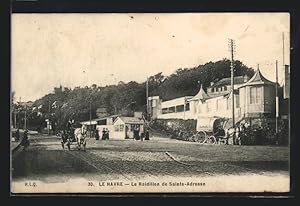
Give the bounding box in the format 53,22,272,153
229,39,236,127
24,105,27,130
282,32,285,66
48,99,51,135
146,77,149,121
89,99,92,138
275,60,279,144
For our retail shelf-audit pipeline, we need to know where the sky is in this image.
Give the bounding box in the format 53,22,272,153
12,13,290,102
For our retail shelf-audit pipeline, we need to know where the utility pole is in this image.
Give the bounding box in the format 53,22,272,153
24,105,27,130
282,32,285,66
229,39,236,127
275,60,279,144
89,99,92,138
146,77,149,121
48,99,51,135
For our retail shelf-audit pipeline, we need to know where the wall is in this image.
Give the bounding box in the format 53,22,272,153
161,96,189,109
263,85,276,114
96,125,114,139
112,118,126,139
150,83,275,122
157,110,195,120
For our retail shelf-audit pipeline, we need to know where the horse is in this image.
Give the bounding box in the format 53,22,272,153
57,130,73,150
74,127,87,151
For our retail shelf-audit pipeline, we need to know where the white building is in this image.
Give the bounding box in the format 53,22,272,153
148,69,277,123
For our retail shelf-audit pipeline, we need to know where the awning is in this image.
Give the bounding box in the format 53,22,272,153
196,117,228,132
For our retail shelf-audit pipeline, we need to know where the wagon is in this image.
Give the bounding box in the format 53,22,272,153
186,117,231,144
58,128,87,151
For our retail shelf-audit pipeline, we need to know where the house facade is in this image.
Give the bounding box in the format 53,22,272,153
148,69,277,123
113,116,145,139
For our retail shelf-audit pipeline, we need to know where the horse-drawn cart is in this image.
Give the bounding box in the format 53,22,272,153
184,117,232,144
57,127,87,151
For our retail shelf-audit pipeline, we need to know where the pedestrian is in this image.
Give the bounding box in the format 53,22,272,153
145,127,150,140
140,125,144,141
102,128,106,140
106,129,110,140
15,128,20,142
95,128,100,140
21,129,29,147
134,127,140,140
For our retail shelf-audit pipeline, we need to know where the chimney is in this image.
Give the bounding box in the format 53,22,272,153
243,75,249,83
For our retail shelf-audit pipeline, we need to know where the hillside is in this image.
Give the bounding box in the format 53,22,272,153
13,59,254,131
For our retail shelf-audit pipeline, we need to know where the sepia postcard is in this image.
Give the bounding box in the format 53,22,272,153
11,13,290,194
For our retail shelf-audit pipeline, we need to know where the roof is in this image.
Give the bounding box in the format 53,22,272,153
189,85,209,101
239,69,276,88
115,116,145,124
80,115,118,124
208,76,246,89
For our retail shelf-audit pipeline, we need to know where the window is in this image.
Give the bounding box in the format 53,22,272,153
227,98,231,110
162,108,168,114
236,95,240,108
250,87,262,104
114,125,124,132
176,105,184,112
224,86,227,91
169,107,175,113
152,100,156,107
256,87,261,103
186,103,190,111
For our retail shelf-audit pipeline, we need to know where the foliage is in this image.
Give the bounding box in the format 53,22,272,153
22,59,253,132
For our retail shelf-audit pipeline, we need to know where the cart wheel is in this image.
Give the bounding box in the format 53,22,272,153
195,131,206,144
208,136,217,144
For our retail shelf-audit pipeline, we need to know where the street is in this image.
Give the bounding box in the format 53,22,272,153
11,134,290,193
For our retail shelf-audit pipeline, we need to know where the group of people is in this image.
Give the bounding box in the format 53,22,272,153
94,128,110,140
133,127,150,141
213,122,250,145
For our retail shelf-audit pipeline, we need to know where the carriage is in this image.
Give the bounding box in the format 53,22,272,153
58,127,87,151
184,117,233,144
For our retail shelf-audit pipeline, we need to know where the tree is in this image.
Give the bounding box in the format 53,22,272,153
27,59,254,131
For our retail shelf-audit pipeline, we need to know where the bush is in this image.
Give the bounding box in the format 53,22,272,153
150,119,197,140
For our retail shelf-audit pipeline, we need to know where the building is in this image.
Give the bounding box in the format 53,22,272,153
207,75,249,97
149,69,277,123
113,116,145,139
80,115,118,138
